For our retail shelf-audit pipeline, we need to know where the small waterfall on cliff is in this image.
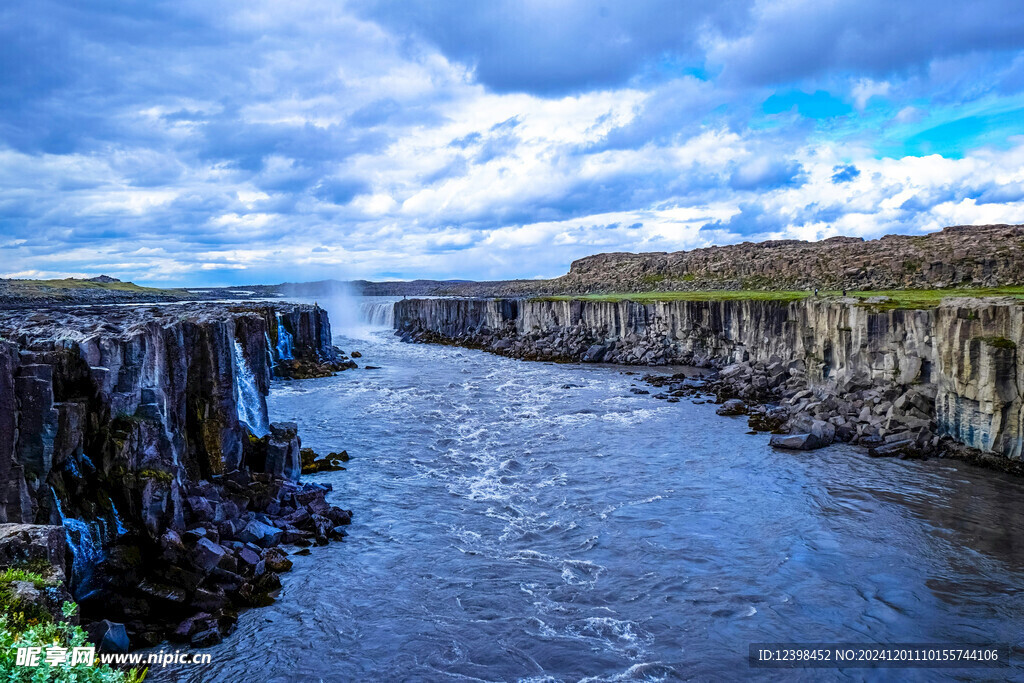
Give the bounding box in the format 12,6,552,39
359,301,396,329
110,498,128,536
232,339,269,437
275,314,295,360
53,492,102,596
264,331,276,369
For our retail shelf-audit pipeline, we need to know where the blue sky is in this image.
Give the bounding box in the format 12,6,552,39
2,0,1023,286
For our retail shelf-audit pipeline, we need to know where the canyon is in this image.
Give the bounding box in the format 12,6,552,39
395,295,1024,468
0,303,354,649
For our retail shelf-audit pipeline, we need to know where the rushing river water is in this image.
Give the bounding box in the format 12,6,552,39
157,300,1024,682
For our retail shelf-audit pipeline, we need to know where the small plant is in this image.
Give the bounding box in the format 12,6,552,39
0,603,146,682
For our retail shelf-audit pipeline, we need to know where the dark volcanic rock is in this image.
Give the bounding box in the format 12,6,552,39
0,302,354,648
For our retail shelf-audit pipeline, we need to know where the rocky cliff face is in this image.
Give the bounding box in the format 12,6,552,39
395,296,1024,463
0,302,352,647
547,224,1024,293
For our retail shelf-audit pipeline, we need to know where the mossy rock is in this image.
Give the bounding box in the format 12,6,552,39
977,336,1017,350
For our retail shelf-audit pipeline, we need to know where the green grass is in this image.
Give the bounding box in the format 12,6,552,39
5,278,179,296
532,290,812,304
530,286,1024,309
0,568,51,590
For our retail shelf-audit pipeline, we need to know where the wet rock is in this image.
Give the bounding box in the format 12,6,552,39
868,440,920,458
716,399,747,416
582,343,609,362
770,433,823,450
191,628,223,648
87,620,130,653
300,448,347,475
262,548,293,573
192,537,227,574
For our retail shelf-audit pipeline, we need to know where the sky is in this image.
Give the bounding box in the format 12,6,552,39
2,1,1024,286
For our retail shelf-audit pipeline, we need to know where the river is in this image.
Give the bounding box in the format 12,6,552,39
156,298,1024,681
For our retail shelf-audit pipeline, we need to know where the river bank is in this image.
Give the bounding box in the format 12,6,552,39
0,303,355,649
155,320,1024,681
395,295,1024,469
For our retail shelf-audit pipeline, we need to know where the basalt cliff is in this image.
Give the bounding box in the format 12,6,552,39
396,296,1024,468
0,303,354,650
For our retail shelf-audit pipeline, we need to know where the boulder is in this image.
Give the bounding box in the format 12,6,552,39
238,520,283,548
769,433,821,450
192,537,227,574
582,343,609,362
716,399,747,416
87,620,130,653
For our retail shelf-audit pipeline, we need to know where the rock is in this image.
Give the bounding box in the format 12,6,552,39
810,420,836,447
350,351,362,358
191,628,223,648
192,537,227,574
238,520,283,548
263,423,302,481
87,620,130,653
716,399,747,416
262,548,293,573
770,433,823,450
869,440,919,458
582,343,609,362
0,524,66,583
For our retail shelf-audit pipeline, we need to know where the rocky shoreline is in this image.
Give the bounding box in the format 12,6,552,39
0,303,358,650
395,295,1024,471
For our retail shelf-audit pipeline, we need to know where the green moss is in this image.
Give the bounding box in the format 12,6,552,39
137,468,173,484
977,336,1017,350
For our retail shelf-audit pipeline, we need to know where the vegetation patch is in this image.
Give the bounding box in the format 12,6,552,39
0,603,147,682
976,336,1017,350
137,468,173,484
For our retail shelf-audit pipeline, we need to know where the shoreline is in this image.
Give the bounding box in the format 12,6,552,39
395,295,1024,470
0,303,357,651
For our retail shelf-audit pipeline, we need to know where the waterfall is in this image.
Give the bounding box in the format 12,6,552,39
359,301,396,329
52,491,103,596
275,314,294,360
264,331,276,368
110,499,128,536
233,339,269,436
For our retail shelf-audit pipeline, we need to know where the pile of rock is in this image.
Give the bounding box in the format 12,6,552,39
400,324,685,366
91,457,352,649
276,355,357,379
642,357,942,459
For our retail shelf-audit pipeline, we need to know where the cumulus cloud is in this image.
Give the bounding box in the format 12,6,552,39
1,0,1023,285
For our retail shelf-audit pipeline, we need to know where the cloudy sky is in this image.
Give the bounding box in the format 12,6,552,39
3,1,1024,286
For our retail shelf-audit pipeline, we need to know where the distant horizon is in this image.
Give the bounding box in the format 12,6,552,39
4,1,1024,286
7,220,1021,289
